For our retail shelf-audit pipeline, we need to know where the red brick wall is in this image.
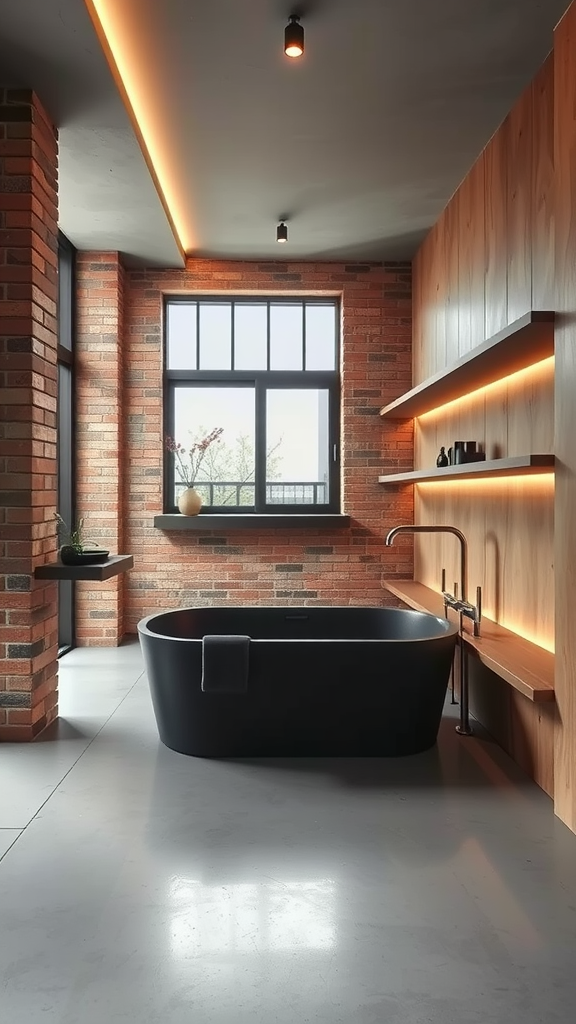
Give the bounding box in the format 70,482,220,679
115,259,414,634
75,252,126,644
0,90,59,739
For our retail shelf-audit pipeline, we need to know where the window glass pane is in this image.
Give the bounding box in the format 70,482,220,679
173,387,255,507
305,305,337,370
266,389,330,505
270,305,303,370
199,303,232,369
167,303,197,369
234,304,267,370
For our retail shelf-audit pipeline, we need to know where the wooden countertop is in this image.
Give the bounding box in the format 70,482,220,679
384,579,555,703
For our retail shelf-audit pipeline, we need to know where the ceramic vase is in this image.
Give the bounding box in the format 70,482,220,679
178,487,203,516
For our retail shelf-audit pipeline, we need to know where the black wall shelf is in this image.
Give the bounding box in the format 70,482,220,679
34,555,134,581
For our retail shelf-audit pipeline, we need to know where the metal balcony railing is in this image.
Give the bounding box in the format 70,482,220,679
176,480,328,506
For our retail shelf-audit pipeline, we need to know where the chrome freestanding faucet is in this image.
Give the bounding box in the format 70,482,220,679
385,525,482,736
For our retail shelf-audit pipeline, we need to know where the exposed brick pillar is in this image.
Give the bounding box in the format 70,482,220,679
0,90,59,740
75,252,125,645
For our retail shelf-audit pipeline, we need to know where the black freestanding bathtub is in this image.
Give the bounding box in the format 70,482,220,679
136,606,455,761
138,606,458,757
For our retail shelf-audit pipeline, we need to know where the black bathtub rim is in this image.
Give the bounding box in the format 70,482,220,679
136,606,459,644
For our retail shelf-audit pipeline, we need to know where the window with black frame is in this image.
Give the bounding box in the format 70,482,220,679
57,233,76,652
163,297,340,514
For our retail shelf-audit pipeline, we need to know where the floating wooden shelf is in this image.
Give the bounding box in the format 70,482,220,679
34,555,134,581
380,311,555,419
378,454,555,485
384,579,555,703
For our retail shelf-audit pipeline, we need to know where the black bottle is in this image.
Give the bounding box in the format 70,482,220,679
436,446,449,467
453,441,466,465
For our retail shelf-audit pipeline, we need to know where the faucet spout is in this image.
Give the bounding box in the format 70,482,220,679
385,524,468,602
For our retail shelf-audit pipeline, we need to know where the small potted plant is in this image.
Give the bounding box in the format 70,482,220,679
54,513,109,565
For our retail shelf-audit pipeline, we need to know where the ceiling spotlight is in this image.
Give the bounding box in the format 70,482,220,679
284,14,304,58
277,221,288,243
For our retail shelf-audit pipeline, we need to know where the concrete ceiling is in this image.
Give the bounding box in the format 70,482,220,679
0,0,569,265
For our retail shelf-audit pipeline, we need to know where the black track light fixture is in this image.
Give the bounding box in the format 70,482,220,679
277,221,288,243
284,14,304,58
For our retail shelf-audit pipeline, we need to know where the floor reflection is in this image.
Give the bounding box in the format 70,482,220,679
169,876,337,954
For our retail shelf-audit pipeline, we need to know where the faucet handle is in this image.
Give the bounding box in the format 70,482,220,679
476,585,482,622
441,567,446,592
453,582,458,600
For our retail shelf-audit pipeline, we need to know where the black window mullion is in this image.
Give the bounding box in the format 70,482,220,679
302,301,306,370
57,232,76,652
266,301,271,370
164,383,176,511
231,300,236,370
196,302,200,369
329,377,341,513
254,381,267,511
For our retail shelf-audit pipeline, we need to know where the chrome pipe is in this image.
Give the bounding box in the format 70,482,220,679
385,524,468,601
386,524,472,735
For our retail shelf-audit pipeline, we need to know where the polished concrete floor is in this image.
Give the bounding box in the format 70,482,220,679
1,641,575,1023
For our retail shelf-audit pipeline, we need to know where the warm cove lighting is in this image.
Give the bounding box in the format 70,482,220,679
416,474,555,490
417,357,555,423
500,624,554,654
84,0,191,255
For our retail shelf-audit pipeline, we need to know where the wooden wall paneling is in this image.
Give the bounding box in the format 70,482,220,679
481,480,507,626
530,481,555,647
444,195,460,367
509,693,555,798
483,378,509,461
440,485,461,597
413,484,446,591
554,1,576,832
413,415,438,474
412,247,423,387
532,53,555,312
506,84,534,324
415,233,435,383
506,357,555,456
499,478,554,649
457,175,473,358
411,44,557,808
453,487,486,603
427,223,440,379
458,155,486,358
433,210,447,376
470,152,487,352
484,122,509,338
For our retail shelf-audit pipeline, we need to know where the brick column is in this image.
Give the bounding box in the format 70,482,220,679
0,90,59,740
75,252,125,645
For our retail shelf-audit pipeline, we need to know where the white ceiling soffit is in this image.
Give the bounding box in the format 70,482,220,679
0,0,183,267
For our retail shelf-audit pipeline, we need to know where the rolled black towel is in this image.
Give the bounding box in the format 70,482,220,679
201,635,250,693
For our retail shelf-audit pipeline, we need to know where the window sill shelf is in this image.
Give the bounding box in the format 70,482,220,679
154,514,351,530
